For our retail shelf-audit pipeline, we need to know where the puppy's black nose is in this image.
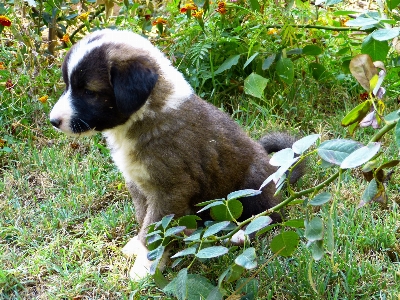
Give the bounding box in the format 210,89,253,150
50,118,61,128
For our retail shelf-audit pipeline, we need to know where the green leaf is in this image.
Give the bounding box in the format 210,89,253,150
227,189,261,200
243,52,259,69
225,264,245,283
248,0,260,11
235,278,259,299
235,247,257,269
326,0,343,5
153,268,169,289
309,62,330,81
262,54,276,70
317,139,363,165
292,134,320,154
345,17,379,27
286,48,302,55
161,214,174,229
175,268,188,300
305,217,324,242
164,268,188,300
269,148,295,167
387,0,400,10
183,230,202,242
211,199,243,221
244,73,269,99
165,226,186,237
302,45,323,56
147,245,165,261
376,160,400,172
311,240,324,261
214,55,241,74
196,246,229,259
361,35,389,62
384,109,400,123
372,28,400,41
333,10,359,16
341,101,372,126
361,178,378,204
283,219,305,228
203,221,231,238
244,216,273,235
205,286,224,300
276,58,294,85
362,160,380,172
197,201,224,213
188,275,218,299
178,215,201,230
196,198,225,207
171,246,198,258
309,192,332,206
270,231,300,257
396,119,400,149
340,142,381,169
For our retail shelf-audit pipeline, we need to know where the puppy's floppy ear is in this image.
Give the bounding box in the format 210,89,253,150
110,58,158,115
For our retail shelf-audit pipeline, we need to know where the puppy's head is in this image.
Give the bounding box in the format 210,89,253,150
49,30,159,136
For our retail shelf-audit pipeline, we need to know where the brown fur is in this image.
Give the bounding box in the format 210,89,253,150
120,93,284,243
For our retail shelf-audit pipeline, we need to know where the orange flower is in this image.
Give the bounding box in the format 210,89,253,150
5,79,13,90
0,62,5,70
359,92,369,101
152,17,167,26
0,138,6,148
38,95,49,103
180,2,198,13
216,1,227,14
192,9,204,18
0,15,11,27
60,34,70,43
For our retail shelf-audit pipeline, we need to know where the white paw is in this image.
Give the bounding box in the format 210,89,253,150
121,235,143,257
129,252,153,280
122,236,169,281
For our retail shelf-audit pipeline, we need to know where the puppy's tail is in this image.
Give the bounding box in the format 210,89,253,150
259,132,305,184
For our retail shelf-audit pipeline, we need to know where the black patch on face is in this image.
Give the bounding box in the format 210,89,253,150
65,44,158,134
111,56,158,115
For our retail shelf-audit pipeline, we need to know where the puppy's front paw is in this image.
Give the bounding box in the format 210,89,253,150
121,235,144,257
129,254,153,280
122,235,170,281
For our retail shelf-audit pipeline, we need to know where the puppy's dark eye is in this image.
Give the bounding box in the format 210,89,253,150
85,89,95,96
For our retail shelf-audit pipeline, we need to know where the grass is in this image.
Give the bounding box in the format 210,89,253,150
2,71,399,299
1,3,400,300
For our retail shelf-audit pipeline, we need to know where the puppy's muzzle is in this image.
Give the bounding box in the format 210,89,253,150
50,118,62,129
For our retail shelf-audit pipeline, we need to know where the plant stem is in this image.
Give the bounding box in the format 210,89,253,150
267,24,363,32
370,121,397,142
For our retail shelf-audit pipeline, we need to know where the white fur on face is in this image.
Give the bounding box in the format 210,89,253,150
50,90,98,137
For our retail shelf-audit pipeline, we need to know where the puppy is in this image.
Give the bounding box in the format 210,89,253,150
49,29,301,280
